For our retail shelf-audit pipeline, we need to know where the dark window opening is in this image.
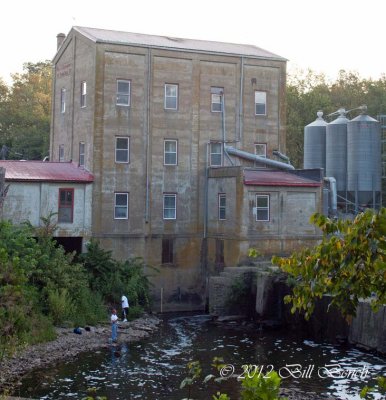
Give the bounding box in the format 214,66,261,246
162,238,174,264
215,239,225,270
54,236,83,255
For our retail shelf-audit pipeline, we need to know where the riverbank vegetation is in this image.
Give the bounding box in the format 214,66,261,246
0,217,152,361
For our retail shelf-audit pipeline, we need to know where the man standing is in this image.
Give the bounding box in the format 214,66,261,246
121,294,129,322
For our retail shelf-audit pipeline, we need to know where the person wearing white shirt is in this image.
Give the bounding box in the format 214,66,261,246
121,295,129,322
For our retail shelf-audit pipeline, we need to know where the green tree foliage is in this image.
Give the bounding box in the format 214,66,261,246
180,358,286,400
286,69,386,168
0,217,107,358
0,221,55,359
0,61,51,160
240,370,285,400
272,209,386,320
80,239,153,313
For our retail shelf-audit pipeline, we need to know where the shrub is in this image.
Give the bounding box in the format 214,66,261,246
127,305,144,320
47,288,75,326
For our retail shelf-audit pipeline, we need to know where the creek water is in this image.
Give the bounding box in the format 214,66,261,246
17,313,386,400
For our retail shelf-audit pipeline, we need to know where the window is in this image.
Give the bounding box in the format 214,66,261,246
164,140,177,165
116,79,131,106
164,84,178,110
210,142,222,166
255,91,267,115
211,87,223,112
218,194,226,220
60,88,66,113
255,194,270,221
162,238,174,264
115,137,129,163
163,194,176,220
79,142,85,167
255,143,267,158
58,188,74,223
80,81,87,108
114,193,128,219
215,239,225,268
59,144,64,162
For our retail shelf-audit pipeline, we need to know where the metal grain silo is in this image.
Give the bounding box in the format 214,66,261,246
347,113,381,207
326,109,349,198
303,111,327,170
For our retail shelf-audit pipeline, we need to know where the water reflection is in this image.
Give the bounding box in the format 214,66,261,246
17,314,386,400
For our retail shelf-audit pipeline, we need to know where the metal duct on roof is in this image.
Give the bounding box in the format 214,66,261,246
225,146,295,170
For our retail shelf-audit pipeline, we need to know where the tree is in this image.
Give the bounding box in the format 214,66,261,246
285,70,386,168
272,209,386,320
0,61,51,160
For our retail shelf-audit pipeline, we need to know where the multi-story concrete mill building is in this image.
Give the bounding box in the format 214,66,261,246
50,27,322,310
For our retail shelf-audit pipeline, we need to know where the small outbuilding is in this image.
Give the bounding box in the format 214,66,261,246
0,160,94,253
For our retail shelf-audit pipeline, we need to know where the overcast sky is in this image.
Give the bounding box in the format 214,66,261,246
1,0,385,84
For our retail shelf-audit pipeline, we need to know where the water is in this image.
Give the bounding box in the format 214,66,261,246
17,314,386,399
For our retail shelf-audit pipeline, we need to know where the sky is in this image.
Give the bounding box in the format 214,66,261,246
1,0,385,85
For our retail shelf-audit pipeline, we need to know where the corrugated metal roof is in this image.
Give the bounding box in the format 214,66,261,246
0,161,94,183
244,170,321,187
73,26,286,61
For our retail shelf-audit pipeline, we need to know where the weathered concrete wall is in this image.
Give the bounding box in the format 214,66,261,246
349,301,386,354
255,272,385,353
209,265,268,316
207,167,322,265
2,181,92,237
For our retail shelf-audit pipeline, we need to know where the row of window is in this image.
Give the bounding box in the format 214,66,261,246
115,193,177,220
60,80,268,116
115,193,270,221
57,188,270,224
59,140,267,167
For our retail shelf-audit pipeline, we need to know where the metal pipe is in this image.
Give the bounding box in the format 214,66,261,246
272,150,291,163
145,48,152,222
203,142,209,239
323,177,337,216
224,146,295,170
239,56,244,142
221,92,233,166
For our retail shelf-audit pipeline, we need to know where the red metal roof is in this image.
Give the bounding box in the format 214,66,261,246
244,170,321,187
0,161,94,183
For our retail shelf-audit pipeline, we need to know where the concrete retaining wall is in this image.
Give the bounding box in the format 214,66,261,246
209,266,386,354
350,301,386,353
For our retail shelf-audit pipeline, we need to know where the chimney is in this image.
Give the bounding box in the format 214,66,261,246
56,33,66,50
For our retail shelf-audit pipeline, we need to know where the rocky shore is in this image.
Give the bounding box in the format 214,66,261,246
0,314,161,395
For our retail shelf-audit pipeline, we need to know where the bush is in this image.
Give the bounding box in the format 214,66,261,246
70,287,107,326
47,288,75,326
241,370,285,400
127,305,144,320
81,240,153,310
